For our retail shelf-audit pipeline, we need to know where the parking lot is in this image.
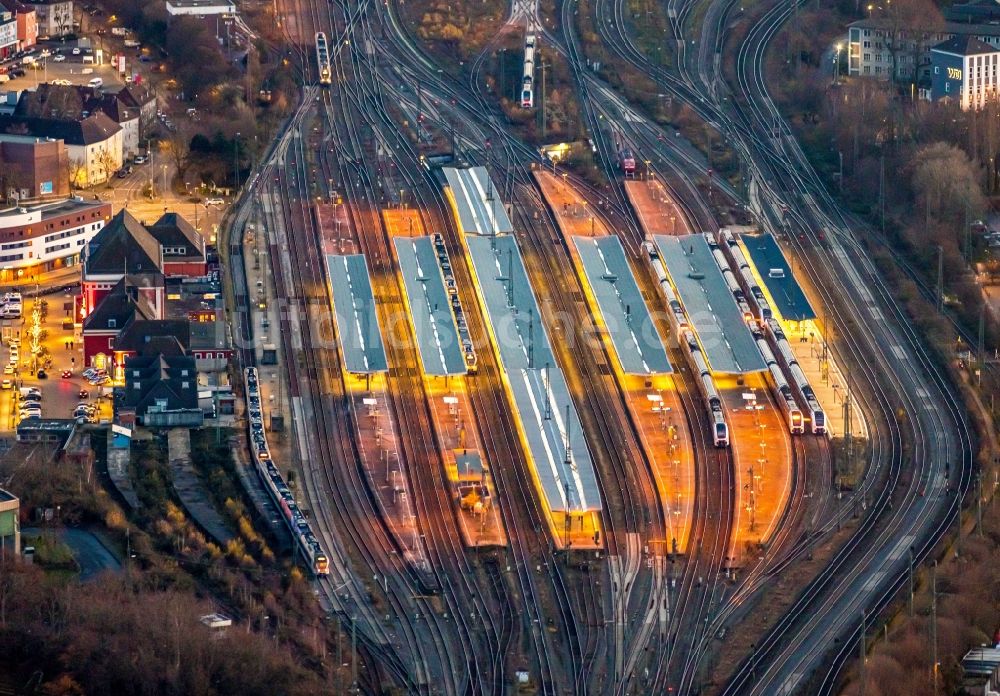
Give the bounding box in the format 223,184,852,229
0,42,124,93
0,290,112,432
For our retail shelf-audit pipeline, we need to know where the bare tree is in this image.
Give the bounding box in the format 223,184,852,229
95,148,119,186
165,126,192,182
68,158,86,189
883,0,944,83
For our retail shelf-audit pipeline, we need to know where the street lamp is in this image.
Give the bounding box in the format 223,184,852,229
834,43,843,84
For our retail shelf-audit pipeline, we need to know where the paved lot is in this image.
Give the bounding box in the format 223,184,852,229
0,291,111,433
2,45,123,92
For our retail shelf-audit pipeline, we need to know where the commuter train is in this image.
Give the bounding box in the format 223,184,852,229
763,320,827,434
644,241,728,447
521,34,535,108
751,325,804,434
706,233,754,322
244,367,330,575
718,229,772,321
315,32,332,86
643,241,689,337
619,148,636,176
684,330,730,447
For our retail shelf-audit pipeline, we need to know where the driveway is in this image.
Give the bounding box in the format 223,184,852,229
22,526,123,580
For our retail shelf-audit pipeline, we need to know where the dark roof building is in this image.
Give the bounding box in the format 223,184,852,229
82,275,158,334
930,35,1000,109
147,212,206,264
113,319,191,354
0,112,122,146
933,34,999,56
83,209,162,277
122,350,202,427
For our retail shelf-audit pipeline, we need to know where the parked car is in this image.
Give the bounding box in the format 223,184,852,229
0,378,10,389
51,54,65,62
205,197,225,206
71,47,80,55
133,155,147,165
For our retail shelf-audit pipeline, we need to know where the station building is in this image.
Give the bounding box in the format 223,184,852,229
79,209,229,383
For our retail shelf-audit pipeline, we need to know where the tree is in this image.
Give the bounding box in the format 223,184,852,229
68,158,86,189
883,0,944,83
94,148,119,186
910,142,985,225
166,125,192,182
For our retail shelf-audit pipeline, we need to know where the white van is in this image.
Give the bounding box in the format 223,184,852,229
87,77,103,88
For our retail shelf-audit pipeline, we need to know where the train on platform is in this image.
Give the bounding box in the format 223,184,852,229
764,320,827,434
315,32,332,86
521,34,535,108
643,241,689,338
751,325,804,434
644,241,729,447
718,229,772,321
706,232,754,322
244,367,330,575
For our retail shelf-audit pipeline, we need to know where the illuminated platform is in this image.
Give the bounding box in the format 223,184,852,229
573,236,672,375
443,167,514,236
739,232,816,322
654,235,765,374
393,237,466,376
465,233,602,527
623,178,692,235
325,254,388,374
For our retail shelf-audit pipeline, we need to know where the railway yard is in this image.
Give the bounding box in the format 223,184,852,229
216,0,982,691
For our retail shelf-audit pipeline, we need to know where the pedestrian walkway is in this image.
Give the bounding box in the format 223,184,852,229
167,428,235,545
624,178,692,236
106,430,140,511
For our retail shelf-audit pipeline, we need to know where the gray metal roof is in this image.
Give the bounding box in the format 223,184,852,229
573,236,671,375
393,237,466,376
325,254,388,373
507,367,601,513
465,234,600,513
465,234,555,370
738,233,816,322
443,167,514,236
654,235,766,374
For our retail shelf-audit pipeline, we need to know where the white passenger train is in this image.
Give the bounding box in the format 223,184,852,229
718,229,772,321
764,320,827,434
644,241,729,447
706,232,754,322
521,34,535,108
751,325,804,434
315,32,332,86
244,367,330,575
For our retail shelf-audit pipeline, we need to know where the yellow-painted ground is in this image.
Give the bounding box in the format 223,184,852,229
738,234,868,439
624,178,693,236
721,373,793,565
535,169,695,553
448,187,602,551
381,207,507,547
